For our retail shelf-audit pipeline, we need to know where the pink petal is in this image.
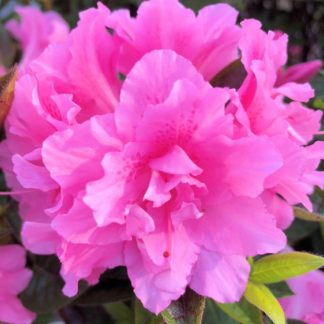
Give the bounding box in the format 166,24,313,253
84,144,150,227
125,226,199,314
149,145,202,176
224,137,283,197
13,152,57,191
277,60,322,85
188,197,286,255
280,270,324,322
190,248,250,303
126,205,155,237
0,245,26,271
261,192,294,229
67,4,120,114
276,82,314,102
60,242,124,297
22,222,60,254
194,4,240,80
116,49,206,141
51,197,127,245
0,295,35,324
5,5,68,68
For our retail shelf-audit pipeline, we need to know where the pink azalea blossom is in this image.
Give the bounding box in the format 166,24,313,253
26,0,241,115
229,19,324,229
280,270,324,323
0,0,323,314
5,5,69,68
0,245,35,324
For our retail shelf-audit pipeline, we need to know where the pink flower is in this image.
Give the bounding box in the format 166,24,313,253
5,5,68,68
3,49,287,313
280,270,324,323
25,0,241,115
0,245,35,324
0,0,322,314
229,19,324,229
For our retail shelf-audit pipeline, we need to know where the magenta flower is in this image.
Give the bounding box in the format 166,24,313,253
280,270,324,323
0,0,323,314
230,19,324,228
0,245,35,324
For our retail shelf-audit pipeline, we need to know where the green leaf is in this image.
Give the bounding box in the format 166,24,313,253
217,298,263,324
134,298,163,324
244,282,285,324
62,305,113,323
20,255,87,313
73,267,133,306
294,207,324,222
34,312,61,324
203,299,236,324
73,279,133,306
105,302,133,324
250,252,324,284
313,98,324,109
267,282,294,298
20,267,83,313
311,70,324,102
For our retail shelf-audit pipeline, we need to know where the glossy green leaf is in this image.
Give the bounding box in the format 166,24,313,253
20,255,87,313
217,298,262,324
250,252,324,284
294,207,324,222
20,266,79,313
244,282,285,324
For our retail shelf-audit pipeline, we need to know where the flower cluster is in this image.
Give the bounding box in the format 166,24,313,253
1,0,323,314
